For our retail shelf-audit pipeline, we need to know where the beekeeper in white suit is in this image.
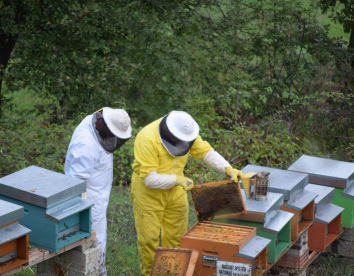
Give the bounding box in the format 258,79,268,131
65,107,132,275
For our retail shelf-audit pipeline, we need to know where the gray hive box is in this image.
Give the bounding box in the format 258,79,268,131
288,155,354,199
0,200,31,273
0,166,94,253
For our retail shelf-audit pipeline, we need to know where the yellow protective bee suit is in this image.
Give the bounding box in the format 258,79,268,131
131,117,213,276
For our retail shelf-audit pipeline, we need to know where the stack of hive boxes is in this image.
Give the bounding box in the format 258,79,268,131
239,165,319,271
241,165,317,242
0,165,94,253
288,155,354,228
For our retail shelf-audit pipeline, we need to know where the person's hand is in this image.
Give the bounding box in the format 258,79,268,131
225,166,243,182
175,176,194,191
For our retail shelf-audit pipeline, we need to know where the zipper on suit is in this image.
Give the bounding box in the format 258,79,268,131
169,158,177,197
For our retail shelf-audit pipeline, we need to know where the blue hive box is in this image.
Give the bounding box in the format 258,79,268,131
0,166,94,253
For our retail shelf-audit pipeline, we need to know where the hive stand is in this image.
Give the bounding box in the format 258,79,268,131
0,200,31,274
1,231,99,276
288,155,354,228
242,165,317,241
213,190,294,265
305,184,344,252
0,166,94,253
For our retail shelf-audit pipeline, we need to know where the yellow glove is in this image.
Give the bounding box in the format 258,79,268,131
225,166,243,182
175,176,194,191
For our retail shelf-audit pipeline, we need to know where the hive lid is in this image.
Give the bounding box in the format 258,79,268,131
236,235,271,260
305,184,335,206
45,197,94,222
262,210,294,234
288,155,354,189
315,203,344,224
150,247,199,276
0,166,86,208
242,165,309,201
190,180,246,221
0,221,31,245
284,188,317,211
342,183,354,199
0,200,24,228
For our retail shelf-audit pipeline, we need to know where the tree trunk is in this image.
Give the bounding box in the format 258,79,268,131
349,21,354,69
0,32,17,116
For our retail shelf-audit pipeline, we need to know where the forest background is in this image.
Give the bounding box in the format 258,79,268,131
0,0,353,275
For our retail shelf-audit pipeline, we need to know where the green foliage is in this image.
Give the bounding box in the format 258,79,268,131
0,116,73,177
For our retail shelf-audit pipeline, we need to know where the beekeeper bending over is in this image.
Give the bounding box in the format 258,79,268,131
131,110,243,276
65,107,132,276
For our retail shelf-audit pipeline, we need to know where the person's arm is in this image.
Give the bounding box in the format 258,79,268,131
189,136,243,181
65,144,95,180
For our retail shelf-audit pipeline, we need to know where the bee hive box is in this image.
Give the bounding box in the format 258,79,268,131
181,221,269,276
150,247,199,276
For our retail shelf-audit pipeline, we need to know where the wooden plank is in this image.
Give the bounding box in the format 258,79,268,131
0,230,96,276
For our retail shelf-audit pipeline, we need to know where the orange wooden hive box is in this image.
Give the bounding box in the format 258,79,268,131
181,180,271,276
305,184,344,252
150,247,199,276
280,198,315,241
0,200,31,274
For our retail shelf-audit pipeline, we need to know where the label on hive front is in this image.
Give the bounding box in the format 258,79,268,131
216,261,252,276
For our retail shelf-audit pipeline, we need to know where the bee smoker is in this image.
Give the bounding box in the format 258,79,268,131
255,171,270,201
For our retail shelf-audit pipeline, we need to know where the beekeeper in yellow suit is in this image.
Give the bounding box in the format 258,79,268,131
131,110,243,275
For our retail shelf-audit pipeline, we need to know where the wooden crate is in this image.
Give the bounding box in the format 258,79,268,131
280,200,315,240
150,247,199,276
181,221,267,276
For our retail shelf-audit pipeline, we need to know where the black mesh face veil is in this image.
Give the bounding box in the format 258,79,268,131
158,115,195,157
114,136,130,150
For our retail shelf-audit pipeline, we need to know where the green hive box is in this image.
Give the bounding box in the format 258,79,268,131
332,187,354,228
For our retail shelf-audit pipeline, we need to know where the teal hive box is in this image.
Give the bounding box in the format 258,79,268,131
213,190,294,264
0,166,94,253
288,155,354,228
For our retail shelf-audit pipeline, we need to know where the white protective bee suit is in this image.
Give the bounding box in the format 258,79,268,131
65,107,132,276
